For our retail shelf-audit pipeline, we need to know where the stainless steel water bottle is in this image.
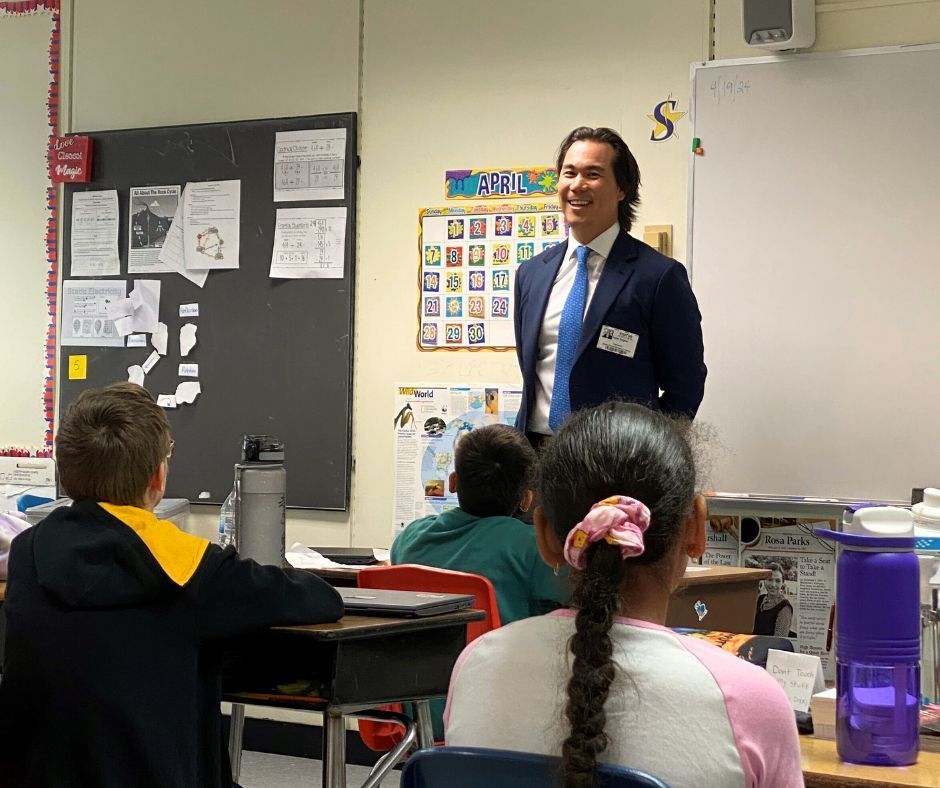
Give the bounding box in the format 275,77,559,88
233,434,286,567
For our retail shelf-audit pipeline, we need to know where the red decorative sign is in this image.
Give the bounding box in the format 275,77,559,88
48,135,92,183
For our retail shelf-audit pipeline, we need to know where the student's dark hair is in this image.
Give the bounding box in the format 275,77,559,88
556,126,642,232
538,402,696,788
56,382,171,506
454,424,536,517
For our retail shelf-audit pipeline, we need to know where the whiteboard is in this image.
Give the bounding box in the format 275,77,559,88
689,45,940,502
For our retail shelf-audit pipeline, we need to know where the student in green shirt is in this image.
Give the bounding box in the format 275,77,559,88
392,423,569,625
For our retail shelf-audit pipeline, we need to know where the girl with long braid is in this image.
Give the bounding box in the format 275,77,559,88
445,403,803,787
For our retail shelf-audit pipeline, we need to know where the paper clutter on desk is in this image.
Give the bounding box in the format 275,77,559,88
286,543,350,570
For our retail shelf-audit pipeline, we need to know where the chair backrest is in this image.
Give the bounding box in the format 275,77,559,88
358,564,501,643
400,746,670,788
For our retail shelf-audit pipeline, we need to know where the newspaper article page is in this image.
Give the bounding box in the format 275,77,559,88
704,514,836,679
392,383,522,539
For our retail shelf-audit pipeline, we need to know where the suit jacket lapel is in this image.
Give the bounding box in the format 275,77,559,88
524,243,566,369
576,232,639,358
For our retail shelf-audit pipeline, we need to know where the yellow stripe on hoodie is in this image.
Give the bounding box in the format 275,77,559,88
99,503,210,586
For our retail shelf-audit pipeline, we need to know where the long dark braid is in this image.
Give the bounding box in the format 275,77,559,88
539,402,696,787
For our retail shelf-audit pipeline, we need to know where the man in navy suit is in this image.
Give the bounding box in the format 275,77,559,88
514,126,706,445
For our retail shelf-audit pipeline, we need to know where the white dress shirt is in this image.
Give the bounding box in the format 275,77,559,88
528,221,621,435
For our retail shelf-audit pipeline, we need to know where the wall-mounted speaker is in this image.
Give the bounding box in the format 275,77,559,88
742,0,815,51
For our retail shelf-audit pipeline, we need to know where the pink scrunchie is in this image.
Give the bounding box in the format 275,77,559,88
563,495,651,570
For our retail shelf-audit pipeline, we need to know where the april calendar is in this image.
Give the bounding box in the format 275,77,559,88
417,202,567,349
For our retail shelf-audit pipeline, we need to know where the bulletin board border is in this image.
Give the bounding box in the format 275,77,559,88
0,0,60,457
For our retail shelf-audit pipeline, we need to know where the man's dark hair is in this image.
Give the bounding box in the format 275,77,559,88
454,424,536,517
56,382,171,506
556,126,642,232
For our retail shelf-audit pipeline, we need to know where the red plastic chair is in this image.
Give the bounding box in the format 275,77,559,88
356,564,502,751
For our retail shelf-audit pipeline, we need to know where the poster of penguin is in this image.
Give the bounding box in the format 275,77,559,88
392,382,523,538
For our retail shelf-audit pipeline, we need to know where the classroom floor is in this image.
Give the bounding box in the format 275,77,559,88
239,751,401,787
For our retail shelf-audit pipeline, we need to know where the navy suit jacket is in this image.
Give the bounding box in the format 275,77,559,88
513,231,706,431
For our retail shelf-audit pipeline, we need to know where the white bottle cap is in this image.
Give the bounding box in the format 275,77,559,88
913,488,940,533
843,505,913,537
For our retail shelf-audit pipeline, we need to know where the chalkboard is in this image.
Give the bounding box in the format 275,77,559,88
59,113,356,509
689,46,940,501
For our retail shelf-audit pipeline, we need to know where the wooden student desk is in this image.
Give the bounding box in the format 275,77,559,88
801,737,940,787
311,563,772,634
222,608,484,788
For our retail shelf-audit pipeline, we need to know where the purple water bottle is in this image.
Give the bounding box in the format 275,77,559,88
817,506,920,767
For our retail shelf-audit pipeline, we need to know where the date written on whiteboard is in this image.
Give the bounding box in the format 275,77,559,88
710,74,751,104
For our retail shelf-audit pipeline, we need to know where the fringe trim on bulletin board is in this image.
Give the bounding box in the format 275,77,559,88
1,0,60,458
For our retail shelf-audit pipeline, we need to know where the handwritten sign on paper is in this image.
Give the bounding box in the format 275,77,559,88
766,649,825,712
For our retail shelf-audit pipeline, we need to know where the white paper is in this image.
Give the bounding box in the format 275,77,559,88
106,298,133,321
70,190,120,276
141,351,160,374
766,649,826,712
175,381,201,405
158,189,210,287
127,186,180,273
179,303,199,317
61,280,127,347
113,315,135,337
183,180,240,270
152,322,168,356
157,394,177,409
270,207,347,279
285,543,363,570
178,363,199,377
127,365,145,385
273,129,346,202
180,323,197,357
106,281,160,335
127,334,147,348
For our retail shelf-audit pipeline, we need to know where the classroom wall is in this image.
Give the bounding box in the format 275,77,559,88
4,0,940,549
352,0,708,547
0,9,56,449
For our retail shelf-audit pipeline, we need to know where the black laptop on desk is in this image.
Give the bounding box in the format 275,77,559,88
310,547,380,566
337,587,474,618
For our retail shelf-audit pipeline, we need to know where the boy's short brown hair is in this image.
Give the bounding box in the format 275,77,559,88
56,383,171,506
454,423,536,517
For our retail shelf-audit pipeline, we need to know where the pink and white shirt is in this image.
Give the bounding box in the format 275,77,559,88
445,609,804,788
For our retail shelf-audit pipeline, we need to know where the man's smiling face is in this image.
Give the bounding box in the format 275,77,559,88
558,139,624,243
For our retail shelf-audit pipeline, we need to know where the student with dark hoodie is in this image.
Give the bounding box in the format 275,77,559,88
0,383,343,788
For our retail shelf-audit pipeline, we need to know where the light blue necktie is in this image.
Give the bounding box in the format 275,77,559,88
549,245,590,431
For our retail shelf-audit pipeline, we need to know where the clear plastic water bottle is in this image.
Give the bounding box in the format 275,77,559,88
817,506,920,767
219,487,237,548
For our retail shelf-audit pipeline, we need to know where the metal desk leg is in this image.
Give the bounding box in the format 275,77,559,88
415,700,435,749
228,702,245,782
323,709,347,788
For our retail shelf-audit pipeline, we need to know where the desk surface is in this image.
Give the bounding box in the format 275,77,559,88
801,738,940,787
307,563,770,588
679,565,770,587
272,609,484,640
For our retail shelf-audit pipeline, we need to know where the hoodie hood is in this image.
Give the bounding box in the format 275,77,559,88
30,499,208,609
